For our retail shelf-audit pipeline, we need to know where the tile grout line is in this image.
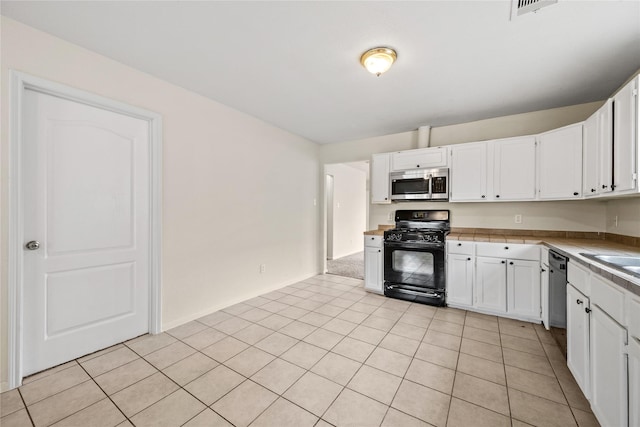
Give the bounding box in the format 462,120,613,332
16,387,36,427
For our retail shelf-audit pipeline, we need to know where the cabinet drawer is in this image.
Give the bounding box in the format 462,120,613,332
447,241,474,255
591,275,625,325
364,235,383,248
627,293,640,339
568,262,590,296
475,243,540,261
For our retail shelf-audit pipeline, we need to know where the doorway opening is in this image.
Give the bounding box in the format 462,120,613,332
324,161,369,279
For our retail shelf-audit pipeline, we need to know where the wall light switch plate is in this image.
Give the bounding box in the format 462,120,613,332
515,214,522,224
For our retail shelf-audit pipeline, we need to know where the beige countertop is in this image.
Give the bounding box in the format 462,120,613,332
363,224,393,236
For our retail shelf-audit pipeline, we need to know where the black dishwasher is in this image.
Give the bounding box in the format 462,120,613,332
548,250,568,328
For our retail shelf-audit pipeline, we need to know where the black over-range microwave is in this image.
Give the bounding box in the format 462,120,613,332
389,168,449,201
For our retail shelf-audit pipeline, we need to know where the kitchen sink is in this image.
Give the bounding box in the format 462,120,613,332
579,253,640,278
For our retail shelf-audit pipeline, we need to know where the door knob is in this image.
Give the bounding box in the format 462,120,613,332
25,240,40,250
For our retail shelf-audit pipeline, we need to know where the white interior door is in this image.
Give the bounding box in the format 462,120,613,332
22,89,151,376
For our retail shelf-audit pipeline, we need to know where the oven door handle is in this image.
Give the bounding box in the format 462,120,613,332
384,241,444,250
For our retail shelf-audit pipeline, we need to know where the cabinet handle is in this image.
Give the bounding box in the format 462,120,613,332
591,188,596,193
509,261,514,265
481,195,486,198
501,260,506,264
457,243,462,246
573,192,579,196
504,246,509,250
378,250,381,253
576,299,583,305
496,195,500,198
416,164,420,168
541,268,546,272
467,257,471,261
602,185,607,189
585,307,591,313
371,237,375,240
384,197,388,200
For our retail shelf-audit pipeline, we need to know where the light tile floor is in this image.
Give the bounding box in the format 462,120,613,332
1,274,599,427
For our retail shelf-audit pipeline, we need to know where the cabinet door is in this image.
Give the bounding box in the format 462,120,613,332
390,147,448,171
450,142,489,201
597,99,613,194
493,136,536,200
613,76,638,193
590,305,628,427
364,246,383,294
583,109,599,196
507,259,540,319
447,254,473,307
371,153,391,204
629,337,640,427
566,284,590,399
475,257,507,313
537,123,583,200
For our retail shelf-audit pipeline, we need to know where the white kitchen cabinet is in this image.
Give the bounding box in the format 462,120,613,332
390,146,448,171
475,256,508,313
590,305,628,427
583,99,613,197
612,75,639,194
507,259,541,318
537,123,583,200
447,254,474,307
364,236,383,294
566,283,591,400
371,153,391,204
628,336,640,427
493,136,537,200
450,142,489,201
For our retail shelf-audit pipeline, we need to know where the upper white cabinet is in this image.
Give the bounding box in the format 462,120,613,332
371,153,391,204
390,146,448,171
450,142,489,201
583,99,613,196
493,136,537,200
450,136,536,202
537,123,583,200
612,75,639,194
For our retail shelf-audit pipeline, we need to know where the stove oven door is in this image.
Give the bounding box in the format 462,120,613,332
383,241,446,305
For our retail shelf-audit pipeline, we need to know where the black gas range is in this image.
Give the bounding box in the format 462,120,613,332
383,210,450,306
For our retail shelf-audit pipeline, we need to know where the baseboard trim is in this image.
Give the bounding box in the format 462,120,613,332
161,271,321,331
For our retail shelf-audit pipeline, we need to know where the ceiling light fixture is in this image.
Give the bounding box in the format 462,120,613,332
360,47,397,77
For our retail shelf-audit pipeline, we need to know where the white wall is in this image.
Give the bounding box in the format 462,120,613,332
606,198,640,237
320,101,615,233
0,17,320,390
325,163,367,259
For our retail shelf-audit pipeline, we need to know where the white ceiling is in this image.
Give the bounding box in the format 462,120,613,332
3,1,640,144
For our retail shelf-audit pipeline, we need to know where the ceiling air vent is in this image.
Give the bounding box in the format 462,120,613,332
511,0,558,19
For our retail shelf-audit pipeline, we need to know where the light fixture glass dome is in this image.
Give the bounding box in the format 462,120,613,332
360,47,397,76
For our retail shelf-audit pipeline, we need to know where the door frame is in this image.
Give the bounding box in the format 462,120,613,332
7,71,163,389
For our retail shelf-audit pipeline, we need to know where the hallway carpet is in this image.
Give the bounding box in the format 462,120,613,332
327,251,364,279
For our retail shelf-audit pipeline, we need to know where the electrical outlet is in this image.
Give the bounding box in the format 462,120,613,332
259,264,266,273
614,215,618,227
515,214,522,224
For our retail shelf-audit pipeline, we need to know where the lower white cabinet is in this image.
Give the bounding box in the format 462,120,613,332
590,305,628,427
507,259,541,318
628,337,640,427
566,284,591,399
475,257,508,313
446,254,474,306
447,242,541,321
364,236,383,294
